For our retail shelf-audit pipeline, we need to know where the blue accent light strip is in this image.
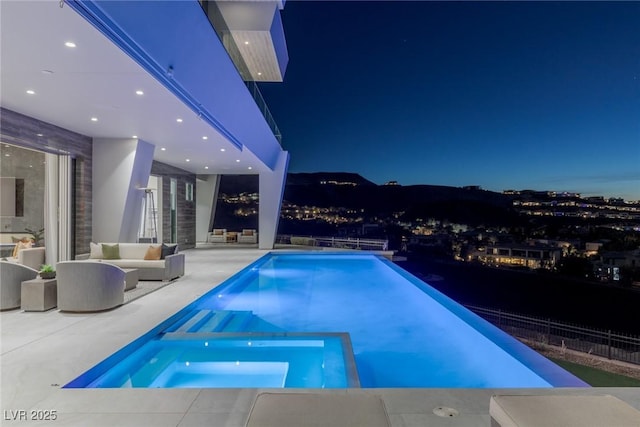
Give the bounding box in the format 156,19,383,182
65,0,243,151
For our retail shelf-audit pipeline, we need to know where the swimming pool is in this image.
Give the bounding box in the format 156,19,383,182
66,252,587,388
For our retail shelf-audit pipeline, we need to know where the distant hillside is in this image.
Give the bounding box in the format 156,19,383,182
216,172,521,229
283,176,517,226
216,172,376,195
285,172,376,186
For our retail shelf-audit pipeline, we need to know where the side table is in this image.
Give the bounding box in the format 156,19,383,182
21,278,57,311
122,268,139,291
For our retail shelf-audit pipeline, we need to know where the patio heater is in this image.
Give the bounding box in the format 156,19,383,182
138,188,158,243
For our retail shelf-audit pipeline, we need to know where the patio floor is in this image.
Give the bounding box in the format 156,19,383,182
2,247,639,426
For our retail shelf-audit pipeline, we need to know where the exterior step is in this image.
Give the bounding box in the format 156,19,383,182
221,311,253,332
162,310,254,333
197,310,233,332
163,309,201,333
174,310,213,333
129,348,183,387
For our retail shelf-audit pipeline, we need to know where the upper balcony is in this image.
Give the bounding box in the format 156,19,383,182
200,0,289,83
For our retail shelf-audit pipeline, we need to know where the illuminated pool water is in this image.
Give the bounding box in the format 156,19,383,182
66,252,588,388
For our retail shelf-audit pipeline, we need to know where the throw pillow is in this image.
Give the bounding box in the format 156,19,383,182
12,240,32,258
144,245,161,260
160,243,178,259
102,243,120,260
89,242,103,259
11,243,19,258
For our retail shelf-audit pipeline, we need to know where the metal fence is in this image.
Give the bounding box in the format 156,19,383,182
465,304,640,366
276,235,389,251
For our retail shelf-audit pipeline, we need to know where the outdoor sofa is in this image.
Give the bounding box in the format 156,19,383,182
5,247,46,271
207,229,227,243
82,242,185,281
237,229,258,244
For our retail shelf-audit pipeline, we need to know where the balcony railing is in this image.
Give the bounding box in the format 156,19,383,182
199,1,283,145
277,234,389,251
245,81,282,145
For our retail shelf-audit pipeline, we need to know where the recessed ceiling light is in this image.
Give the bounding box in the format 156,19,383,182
90,117,98,122
204,166,209,170
132,135,138,139
4,154,10,157
202,136,208,140
257,72,262,76
185,158,190,162
41,70,54,75
176,118,183,123
220,148,226,152
248,166,252,170
244,41,249,45
236,159,240,162
36,133,43,137
161,147,166,151
135,90,144,96
26,90,35,95
65,41,76,48
29,165,33,168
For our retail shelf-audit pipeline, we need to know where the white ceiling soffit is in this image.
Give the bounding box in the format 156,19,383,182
232,30,284,82
216,1,287,82
0,0,265,175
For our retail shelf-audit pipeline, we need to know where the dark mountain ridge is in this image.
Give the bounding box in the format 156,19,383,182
285,172,376,186
217,172,520,228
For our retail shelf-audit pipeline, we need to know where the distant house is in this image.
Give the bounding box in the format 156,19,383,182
474,243,562,270
585,242,604,256
407,234,452,255
527,239,577,256
593,250,640,282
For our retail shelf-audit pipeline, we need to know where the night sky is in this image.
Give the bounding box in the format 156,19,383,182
259,1,640,200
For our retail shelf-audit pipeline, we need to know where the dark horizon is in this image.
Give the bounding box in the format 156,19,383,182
261,1,640,201
282,170,637,199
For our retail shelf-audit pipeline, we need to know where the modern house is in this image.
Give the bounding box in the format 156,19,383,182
475,243,562,270
3,3,640,426
1,0,289,263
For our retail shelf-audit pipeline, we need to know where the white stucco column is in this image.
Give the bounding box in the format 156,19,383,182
258,150,289,249
195,174,220,242
44,153,58,264
92,138,155,242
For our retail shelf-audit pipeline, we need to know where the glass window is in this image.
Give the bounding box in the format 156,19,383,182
185,182,193,201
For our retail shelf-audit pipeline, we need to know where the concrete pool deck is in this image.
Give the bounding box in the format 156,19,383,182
2,247,639,426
